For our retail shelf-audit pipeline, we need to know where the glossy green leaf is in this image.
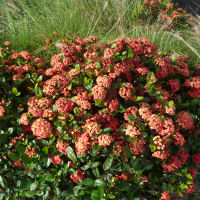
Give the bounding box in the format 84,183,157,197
103,156,113,171
67,146,77,163
127,115,135,122
94,179,105,187
8,152,20,161
30,183,37,191
83,178,94,186
0,176,5,187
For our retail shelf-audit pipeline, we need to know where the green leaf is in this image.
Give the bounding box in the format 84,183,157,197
111,43,117,49
133,96,144,101
147,72,155,83
75,64,80,71
103,156,113,171
35,87,43,96
73,107,79,115
73,186,81,196
94,179,105,187
97,186,104,198
0,176,5,187
43,191,49,200
67,82,72,90
102,127,112,133
150,145,157,152
107,194,115,199
21,154,31,164
15,144,26,153
8,152,20,161
127,115,135,122
46,158,51,167
92,168,100,178
168,100,174,107
37,75,43,82
118,126,126,132
83,178,94,186
12,87,21,96
123,146,132,158
95,99,104,107
81,165,90,170
144,163,153,170
92,162,100,168
42,147,48,155
20,179,32,189
60,54,65,62
49,136,55,145
172,54,177,62
67,146,77,163
30,183,37,191
91,190,100,200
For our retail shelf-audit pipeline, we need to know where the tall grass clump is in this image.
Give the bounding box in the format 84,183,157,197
168,14,200,65
0,0,143,52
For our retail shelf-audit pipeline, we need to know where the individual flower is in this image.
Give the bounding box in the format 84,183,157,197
153,136,166,150
96,75,112,88
173,132,186,146
75,132,90,155
56,141,68,155
38,97,53,108
188,168,197,179
55,97,74,114
13,160,23,167
115,173,128,181
177,111,194,130
119,83,135,100
109,99,119,112
43,109,55,118
126,125,141,137
162,155,181,172
51,155,62,165
178,149,189,165
105,118,119,132
159,117,175,138
124,106,138,121
192,153,200,164
165,105,175,115
31,118,52,139
84,119,100,136
20,113,29,125
4,41,11,46
25,147,36,158
186,184,196,194
68,69,80,77
159,190,171,200
152,149,170,160
148,114,163,132
98,134,113,146
0,106,5,117
70,170,84,183
92,85,107,100
138,103,152,120
184,76,200,89
129,138,145,155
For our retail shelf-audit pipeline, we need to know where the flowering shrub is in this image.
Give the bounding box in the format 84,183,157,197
0,36,200,199
135,0,192,30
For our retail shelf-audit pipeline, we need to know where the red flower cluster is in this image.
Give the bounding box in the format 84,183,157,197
70,170,84,183
177,111,194,130
31,118,52,139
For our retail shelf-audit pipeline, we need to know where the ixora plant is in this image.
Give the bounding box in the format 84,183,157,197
0,36,200,200
136,0,192,30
